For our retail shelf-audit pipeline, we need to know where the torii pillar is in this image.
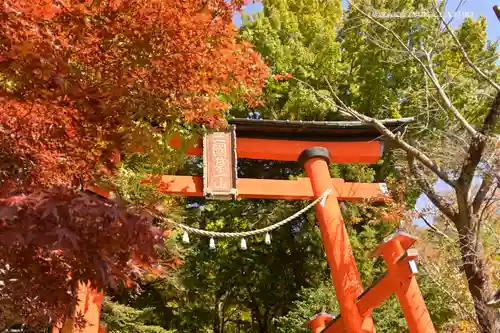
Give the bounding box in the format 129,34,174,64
53,282,104,333
300,147,375,333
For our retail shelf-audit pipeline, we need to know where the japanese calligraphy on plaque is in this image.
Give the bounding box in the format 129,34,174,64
203,126,238,200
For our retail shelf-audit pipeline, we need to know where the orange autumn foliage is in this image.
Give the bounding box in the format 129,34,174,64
0,0,269,193
0,0,268,329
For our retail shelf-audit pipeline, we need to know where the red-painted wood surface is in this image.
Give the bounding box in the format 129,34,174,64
380,235,436,333
303,157,375,333
168,136,382,163
141,176,389,202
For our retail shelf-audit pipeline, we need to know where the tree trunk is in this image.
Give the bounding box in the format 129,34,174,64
252,306,265,333
457,221,500,333
262,309,269,333
213,297,220,333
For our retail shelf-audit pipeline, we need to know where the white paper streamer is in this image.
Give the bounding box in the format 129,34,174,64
265,233,271,245
182,231,190,244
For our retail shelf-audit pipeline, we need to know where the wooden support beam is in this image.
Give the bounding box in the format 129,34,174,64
84,184,115,200
319,315,344,333
374,231,436,333
322,249,422,332
143,176,390,202
168,136,383,163
319,314,375,333
304,313,337,333
355,249,418,318
356,272,394,317
370,232,417,258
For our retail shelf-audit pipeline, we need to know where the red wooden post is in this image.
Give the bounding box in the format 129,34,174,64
54,283,104,333
376,233,436,333
300,147,375,333
98,324,107,333
304,313,336,333
75,283,104,333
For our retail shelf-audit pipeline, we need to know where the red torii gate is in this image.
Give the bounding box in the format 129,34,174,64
64,118,436,333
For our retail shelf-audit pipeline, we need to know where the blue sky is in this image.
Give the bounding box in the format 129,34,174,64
235,1,500,41
446,0,500,36
234,1,499,226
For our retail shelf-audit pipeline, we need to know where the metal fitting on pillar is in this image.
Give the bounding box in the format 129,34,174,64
298,147,331,166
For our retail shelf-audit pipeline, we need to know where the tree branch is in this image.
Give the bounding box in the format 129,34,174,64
349,106,456,188
419,214,453,240
478,183,499,224
421,262,480,329
408,154,457,221
313,76,457,187
347,1,479,137
433,3,500,93
495,5,500,22
479,92,500,136
472,173,494,214
458,92,500,192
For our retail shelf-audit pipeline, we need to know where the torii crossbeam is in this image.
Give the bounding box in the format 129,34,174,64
64,117,436,333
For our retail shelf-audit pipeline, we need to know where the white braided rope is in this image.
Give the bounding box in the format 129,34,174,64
154,189,331,238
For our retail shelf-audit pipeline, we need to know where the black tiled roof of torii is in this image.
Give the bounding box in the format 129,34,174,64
228,117,415,142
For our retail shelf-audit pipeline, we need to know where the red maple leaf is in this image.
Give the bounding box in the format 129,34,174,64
0,0,269,329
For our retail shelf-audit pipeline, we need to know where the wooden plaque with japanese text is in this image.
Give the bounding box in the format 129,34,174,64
203,126,238,200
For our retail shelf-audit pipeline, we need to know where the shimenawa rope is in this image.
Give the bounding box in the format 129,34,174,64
152,189,331,239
